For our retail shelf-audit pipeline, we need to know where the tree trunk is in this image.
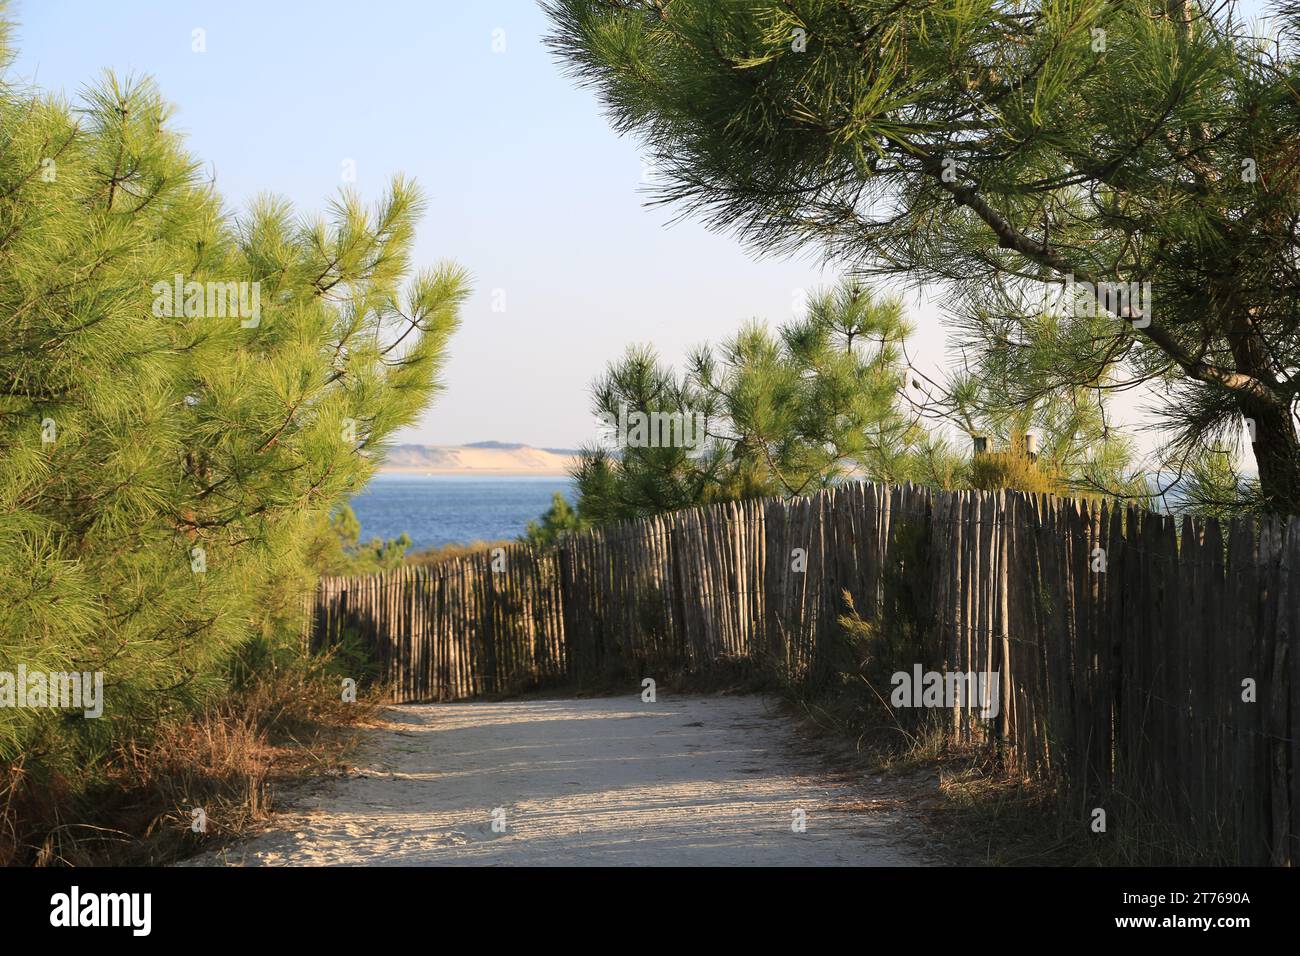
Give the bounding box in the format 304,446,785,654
1242,398,1300,514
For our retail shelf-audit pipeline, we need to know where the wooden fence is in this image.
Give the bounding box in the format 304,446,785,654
309,482,1299,864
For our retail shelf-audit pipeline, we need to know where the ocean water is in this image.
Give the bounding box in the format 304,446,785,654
347,474,575,552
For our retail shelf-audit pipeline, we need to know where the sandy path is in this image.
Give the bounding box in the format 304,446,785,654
191,694,925,866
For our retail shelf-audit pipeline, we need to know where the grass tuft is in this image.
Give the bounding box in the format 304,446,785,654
1,641,385,867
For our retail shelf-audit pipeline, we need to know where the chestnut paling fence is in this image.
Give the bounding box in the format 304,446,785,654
308,482,1299,864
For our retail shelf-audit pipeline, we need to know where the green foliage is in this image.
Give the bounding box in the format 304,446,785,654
942,325,1151,501
305,505,412,577
572,279,928,522
1170,447,1261,519
969,446,1063,496
547,0,1300,513
0,10,468,765
564,275,1140,522
522,492,586,547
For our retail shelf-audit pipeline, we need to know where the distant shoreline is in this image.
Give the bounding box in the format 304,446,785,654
375,466,574,477
376,442,577,477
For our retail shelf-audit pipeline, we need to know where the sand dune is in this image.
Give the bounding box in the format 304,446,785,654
379,443,578,476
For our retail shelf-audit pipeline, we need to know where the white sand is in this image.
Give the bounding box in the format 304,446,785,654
187,694,926,867
377,444,575,476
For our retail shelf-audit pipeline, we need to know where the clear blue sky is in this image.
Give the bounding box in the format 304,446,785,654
10,1,1274,452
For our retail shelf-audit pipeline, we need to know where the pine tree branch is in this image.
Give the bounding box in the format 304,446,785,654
907,142,1282,408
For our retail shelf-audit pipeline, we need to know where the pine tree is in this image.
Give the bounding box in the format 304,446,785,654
522,492,587,547
933,322,1149,499
0,13,468,762
571,280,924,521
547,0,1300,513
305,505,414,577
564,275,1142,524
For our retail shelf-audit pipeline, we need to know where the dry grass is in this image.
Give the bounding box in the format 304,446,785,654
406,540,511,566
780,678,1227,866
916,755,1087,865
0,659,387,867
778,692,1083,865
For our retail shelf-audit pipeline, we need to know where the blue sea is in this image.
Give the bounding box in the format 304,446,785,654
348,474,576,552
